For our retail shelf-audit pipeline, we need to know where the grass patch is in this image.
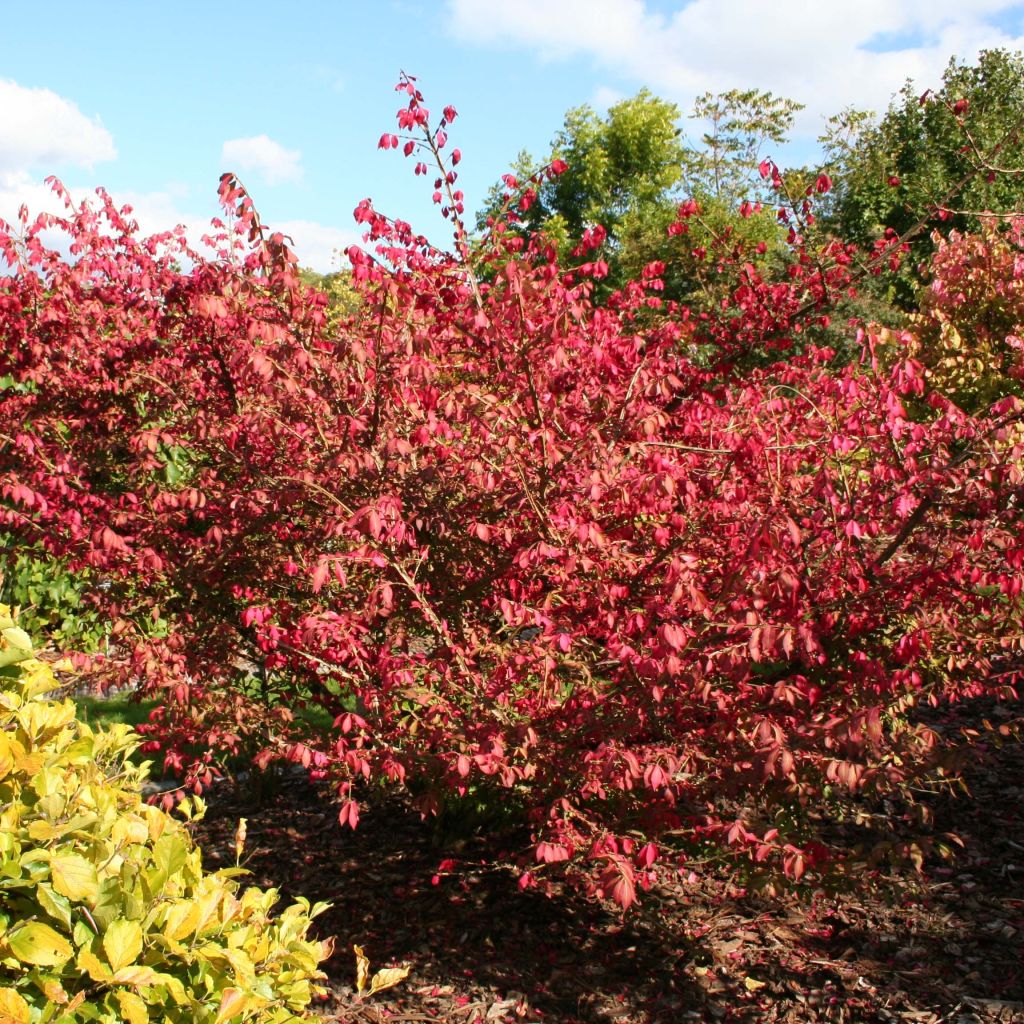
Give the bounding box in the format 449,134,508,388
74,692,157,731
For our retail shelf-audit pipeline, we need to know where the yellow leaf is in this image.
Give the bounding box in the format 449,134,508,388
744,976,767,992
103,918,143,972
50,853,98,903
163,900,201,943
0,735,13,782
234,817,247,861
155,973,188,1006
5,921,73,967
77,949,112,983
368,965,411,996
111,965,158,988
353,944,370,994
112,816,150,846
18,660,58,698
115,990,149,1024
0,988,30,1024
27,821,59,842
0,626,33,668
14,751,45,777
40,979,69,1005
214,988,249,1024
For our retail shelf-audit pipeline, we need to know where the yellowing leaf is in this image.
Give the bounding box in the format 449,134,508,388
50,853,98,903
368,965,411,996
155,973,188,1006
17,660,59,698
40,979,69,1006
163,900,201,943
103,918,143,972
13,751,45,777
0,735,14,782
353,944,370,994
0,988,30,1024
0,626,33,668
36,883,73,929
112,816,150,846
27,821,60,842
744,976,767,992
111,965,158,988
214,988,249,1024
115,990,149,1024
77,949,112,983
6,921,73,967
234,817,247,861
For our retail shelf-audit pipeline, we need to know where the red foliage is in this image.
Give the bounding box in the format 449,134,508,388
1,82,1022,909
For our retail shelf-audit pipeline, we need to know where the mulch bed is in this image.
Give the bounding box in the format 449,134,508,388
188,705,1024,1024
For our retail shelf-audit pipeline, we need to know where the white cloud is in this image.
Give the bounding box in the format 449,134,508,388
0,79,116,172
447,0,1024,135
0,172,210,263
221,135,303,186
0,80,340,272
274,220,360,272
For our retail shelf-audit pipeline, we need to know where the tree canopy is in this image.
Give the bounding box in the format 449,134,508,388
478,87,801,302
821,48,1024,306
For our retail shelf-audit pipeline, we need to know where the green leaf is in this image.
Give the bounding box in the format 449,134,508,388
36,883,73,929
0,627,32,669
6,921,73,967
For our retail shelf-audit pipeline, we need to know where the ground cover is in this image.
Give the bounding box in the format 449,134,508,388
187,696,1024,1024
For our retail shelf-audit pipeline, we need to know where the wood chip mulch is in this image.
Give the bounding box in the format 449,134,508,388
188,701,1024,1024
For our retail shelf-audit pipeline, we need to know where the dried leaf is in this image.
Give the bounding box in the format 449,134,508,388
354,944,370,994
369,965,411,996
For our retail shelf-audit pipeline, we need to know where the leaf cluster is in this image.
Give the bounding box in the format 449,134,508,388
0,607,331,1024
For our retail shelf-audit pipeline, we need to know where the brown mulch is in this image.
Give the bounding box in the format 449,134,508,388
188,707,1024,1024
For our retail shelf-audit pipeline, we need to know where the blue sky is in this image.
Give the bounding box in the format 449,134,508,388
2,0,1023,270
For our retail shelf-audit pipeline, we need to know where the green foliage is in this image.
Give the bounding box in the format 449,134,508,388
617,192,784,312
298,268,362,327
0,607,332,1024
73,695,158,733
477,88,688,275
478,87,800,304
686,88,804,202
821,48,1024,307
0,545,109,652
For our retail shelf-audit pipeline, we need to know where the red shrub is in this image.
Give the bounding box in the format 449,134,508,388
1,81,1021,907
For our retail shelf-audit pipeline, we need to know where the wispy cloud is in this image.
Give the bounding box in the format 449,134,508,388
274,219,360,272
0,78,116,172
221,135,304,186
447,0,1024,133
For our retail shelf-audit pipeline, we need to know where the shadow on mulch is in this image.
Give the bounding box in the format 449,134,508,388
188,707,1024,1024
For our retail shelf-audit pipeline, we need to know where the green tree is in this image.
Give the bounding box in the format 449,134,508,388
821,48,1024,308
478,89,687,246
299,266,362,324
478,88,801,304
685,88,803,202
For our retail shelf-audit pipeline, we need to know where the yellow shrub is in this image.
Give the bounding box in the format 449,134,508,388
0,607,332,1024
